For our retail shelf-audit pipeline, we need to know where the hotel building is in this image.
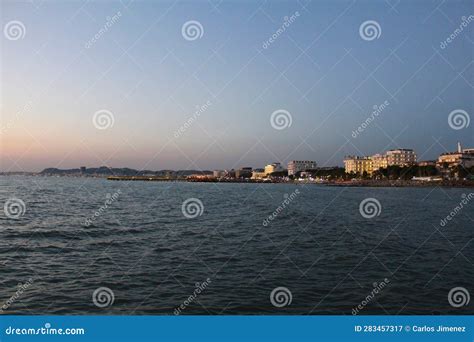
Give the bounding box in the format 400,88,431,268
437,143,474,169
385,149,417,167
264,162,283,175
287,160,317,176
344,156,373,174
371,154,388,171
344,148,417,175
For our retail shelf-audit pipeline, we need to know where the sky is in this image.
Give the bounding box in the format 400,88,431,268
1,0,473,172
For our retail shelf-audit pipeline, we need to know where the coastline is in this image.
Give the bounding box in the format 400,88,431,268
2,174,473,188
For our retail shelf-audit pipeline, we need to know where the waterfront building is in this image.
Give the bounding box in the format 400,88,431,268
344,156,373,175
251,168,266,180
287,160,317,176
385,149,417,166
225,169,236,178
371,154,388,171
437,143,474,169
235,167,253,179
213,170,225,178
264,163,283,175
418,160,436,167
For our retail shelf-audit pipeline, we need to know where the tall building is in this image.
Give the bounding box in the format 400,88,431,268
264,162,283,175
371,154,388,171
385,149,417,166
344,156,373,174
287,160,317,176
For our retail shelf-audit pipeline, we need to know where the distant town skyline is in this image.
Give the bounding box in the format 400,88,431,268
1,0,473,172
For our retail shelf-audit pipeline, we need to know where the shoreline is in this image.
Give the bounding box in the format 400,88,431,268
3,174,473,188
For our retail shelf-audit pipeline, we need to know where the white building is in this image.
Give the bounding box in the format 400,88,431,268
287,160,317,176
385,149,417,167
437,143,474,169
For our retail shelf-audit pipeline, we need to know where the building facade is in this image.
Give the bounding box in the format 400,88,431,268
344,156,373,175
344,148,417,175
264,163,283,175
371,154,388,171
235,167,253,178
251,168,266,179
287,160,317,176
437,143,474,169
385,149,417,167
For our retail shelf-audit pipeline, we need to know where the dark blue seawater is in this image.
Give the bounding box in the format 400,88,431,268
0,176,473,315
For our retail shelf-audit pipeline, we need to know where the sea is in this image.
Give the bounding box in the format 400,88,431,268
1,176,473,315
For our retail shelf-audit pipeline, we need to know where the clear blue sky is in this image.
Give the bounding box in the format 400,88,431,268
1,0,473,171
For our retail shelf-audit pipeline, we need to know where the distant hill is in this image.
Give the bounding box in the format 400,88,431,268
39,167,212,177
